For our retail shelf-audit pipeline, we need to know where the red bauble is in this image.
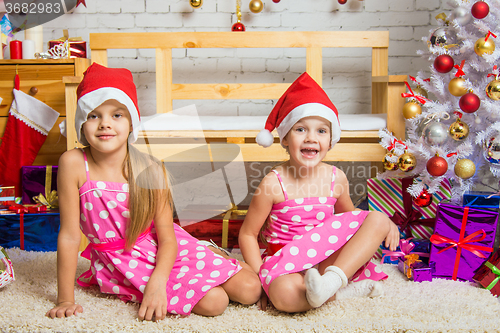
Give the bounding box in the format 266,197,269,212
459,92,480,113
433,54,454,73
471,1,489,19
426,155,448,177
414,189,433,208
231,22,246,32
338,0,347,4
272,0,280,2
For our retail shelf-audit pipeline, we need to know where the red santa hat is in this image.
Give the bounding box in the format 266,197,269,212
256,72,340,150
75,63,140,145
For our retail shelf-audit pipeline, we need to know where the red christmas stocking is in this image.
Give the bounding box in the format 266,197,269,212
0,89,59,198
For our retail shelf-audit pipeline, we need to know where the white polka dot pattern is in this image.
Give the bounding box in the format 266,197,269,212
258,167,387,295
77,174,242,316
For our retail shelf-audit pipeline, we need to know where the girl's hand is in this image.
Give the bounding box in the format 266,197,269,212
46,301,83,318
257,288,272,311
138,277,168,321
384,221,401,252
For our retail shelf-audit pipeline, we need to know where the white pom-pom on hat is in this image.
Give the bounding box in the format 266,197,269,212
256,72,340,150
256,129,274,148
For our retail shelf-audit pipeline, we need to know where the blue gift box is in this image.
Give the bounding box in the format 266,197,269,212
463,191,500,209
0,212,60,251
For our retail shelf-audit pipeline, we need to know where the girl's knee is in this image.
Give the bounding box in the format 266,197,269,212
366,211,391,232
268,278,302,313
193,286,229,316
238,272,262,305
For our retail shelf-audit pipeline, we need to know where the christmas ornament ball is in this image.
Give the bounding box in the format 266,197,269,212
249,0,263,13
471,1,489,19
486,80,500,100
398,152,417,172
475,37,495,56
402,101,422,119
414,189,433,208
454,159,476,179
189,0,203,8
426,155,448,177
338,0,347,4
413,86,428,99
383,152,399,171
434,54,454,73
231,22,246,32
449,118,469,141
430,27,456,47
448,77,468,97
459,92,480,113
450,6,473,26
484,135,500,164
423,121,449,146
272,0,280,3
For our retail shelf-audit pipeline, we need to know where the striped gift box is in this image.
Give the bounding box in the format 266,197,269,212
368,177,452,259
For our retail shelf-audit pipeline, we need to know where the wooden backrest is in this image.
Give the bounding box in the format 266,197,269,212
89,31,390,115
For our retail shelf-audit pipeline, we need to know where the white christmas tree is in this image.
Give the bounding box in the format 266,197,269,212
379,0,500,203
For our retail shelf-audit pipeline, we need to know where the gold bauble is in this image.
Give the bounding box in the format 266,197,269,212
486,80,500,100
474,37,495,56
448,77,468,97
383,152,399,171
398,152,417,172
190,0,203,8
448,118,469,141
249,0,263,13
413,86,428,99
454,158,476,179
402,101,422,119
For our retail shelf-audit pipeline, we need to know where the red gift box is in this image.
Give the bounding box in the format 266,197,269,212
174,205,265,249
48,30,86,58
473,248,500,296
0,186,16,206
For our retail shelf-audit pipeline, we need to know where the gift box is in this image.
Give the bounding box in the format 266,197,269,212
0,205,60,252
473,248,500,296
48,29,86,58
463,191,500,209
368,177,452,259
397,254,434,282
0,186,16,206
429,203,498,282
381,238,431,264
0,246,15,288
21,166,58,206
174,205,264,249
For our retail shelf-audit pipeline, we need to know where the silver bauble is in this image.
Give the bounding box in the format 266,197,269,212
450,7,473,26
423,121,449,146
484,135,500,164
430,27,456,47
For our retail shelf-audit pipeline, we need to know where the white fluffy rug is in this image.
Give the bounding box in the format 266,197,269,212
1,248,500,333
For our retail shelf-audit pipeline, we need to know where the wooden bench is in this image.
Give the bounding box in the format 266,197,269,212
64,31,406,165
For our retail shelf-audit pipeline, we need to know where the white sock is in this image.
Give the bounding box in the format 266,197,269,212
304,266,348,308
335,279,384,300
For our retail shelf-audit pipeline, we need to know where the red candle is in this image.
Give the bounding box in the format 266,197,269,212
10,40,22,59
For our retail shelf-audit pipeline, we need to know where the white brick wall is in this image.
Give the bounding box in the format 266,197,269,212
38,0,450,204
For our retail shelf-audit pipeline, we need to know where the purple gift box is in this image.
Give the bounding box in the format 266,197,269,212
429,203,498,282
21,166,58,205
397,257,435,282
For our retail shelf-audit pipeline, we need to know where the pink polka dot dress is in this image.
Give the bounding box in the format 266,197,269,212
76,150,242,315
259,167,387,295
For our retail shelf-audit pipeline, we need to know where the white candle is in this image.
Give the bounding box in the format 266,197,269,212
22,40,36,59
24,25,44,54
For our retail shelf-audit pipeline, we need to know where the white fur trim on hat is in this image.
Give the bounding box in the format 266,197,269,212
256,129,274,148
276,103,341,149
75,87,140,145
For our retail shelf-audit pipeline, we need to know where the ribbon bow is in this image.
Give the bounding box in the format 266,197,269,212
381,238,430,263
387,138,406,152
8,204,47,250
487,65,498,80
402,81,428,104
403,253,421,279
485,262,500,291
454,60,466,77
222,204,248,248
33,190,59,209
